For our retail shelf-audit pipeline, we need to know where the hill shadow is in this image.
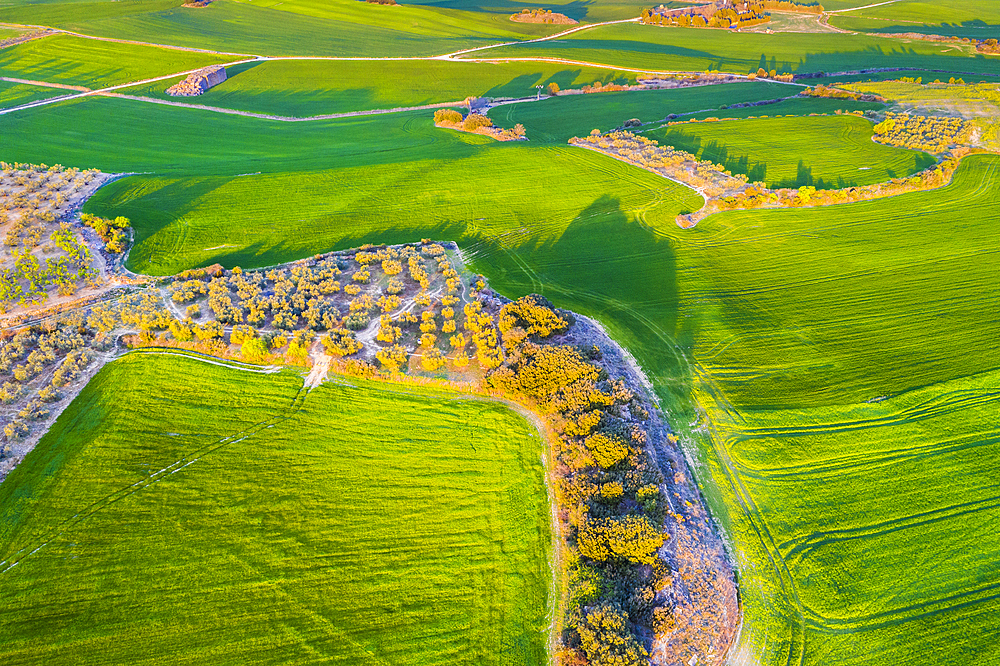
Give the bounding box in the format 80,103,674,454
465,194,691,395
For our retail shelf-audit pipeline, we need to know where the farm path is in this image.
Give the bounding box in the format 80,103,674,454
99,92,474,121
0,57,258,116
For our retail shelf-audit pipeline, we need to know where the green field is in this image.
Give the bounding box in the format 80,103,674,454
0,79,70,109
828,0,1000,38
1,4,1000,664
463,22,1000,76
120,60,645,117
646,115,934,188
486,81,793,143
0,352,550,664
52,109,1000,665
0,33,233,89
0,0,565,58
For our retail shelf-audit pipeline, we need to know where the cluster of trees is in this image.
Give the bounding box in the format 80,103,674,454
718,151,964,211
433,109,527,142
641,3,769,29
322,328,363,357
510,8,574,24
0,164,107,312
802,84,867,100
746,68,794,82
0,314,96,450
475,294,671,666
978,39,1000,54
873,112,968,153
574,130,749,199
80,213,129,254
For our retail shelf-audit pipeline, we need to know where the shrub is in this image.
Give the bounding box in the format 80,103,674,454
577,515,665,565
240,337,268,361
585,432,630,468
433,109,463,125
322,328,362,356
463,113,493,131
575,605,648,666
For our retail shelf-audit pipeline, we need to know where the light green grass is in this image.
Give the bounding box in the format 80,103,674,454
119,60,644,117
486,81,793,143
676,155,1000,664
0,33,232,88
645,114,934,188
0,79,70,108
0,0,563,58
0,352,550,665
464,22,1000,76
828,0,1000,38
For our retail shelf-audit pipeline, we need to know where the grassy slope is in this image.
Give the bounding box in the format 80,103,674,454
2,75,999,664
0,33,233,88
827,0,1000,39
119,60,645,117
678,155,1000,664
0,79,70,109
0,0,562,57
645,115,935,188
463,22,1000,76
0,353,550,665
486,81,793,143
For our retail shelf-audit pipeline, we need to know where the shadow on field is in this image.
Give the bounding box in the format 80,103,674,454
197,220,471,273
484,69,629,99
468,194,693,401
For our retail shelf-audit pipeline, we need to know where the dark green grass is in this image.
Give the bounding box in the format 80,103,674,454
464,22,1000,76
645,114,934,188
827,0,1000,39
0,0,562,58
119,59,643,117
486,81,792,143
0,33,233,88
0,80,70,108
0,352,550,665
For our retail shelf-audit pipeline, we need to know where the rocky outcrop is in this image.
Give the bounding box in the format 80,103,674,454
165,65,227,97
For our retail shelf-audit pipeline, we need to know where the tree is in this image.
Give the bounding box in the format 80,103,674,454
463,113,493,131
241,336,268,361
433,108,463,125
547,82,560,95
577,515,665,565
575,605,648,666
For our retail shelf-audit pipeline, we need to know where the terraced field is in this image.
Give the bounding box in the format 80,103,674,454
463,22,998,77
0,352,550,664
0,33,233,89
828,0,1000,38
646,115,935,188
